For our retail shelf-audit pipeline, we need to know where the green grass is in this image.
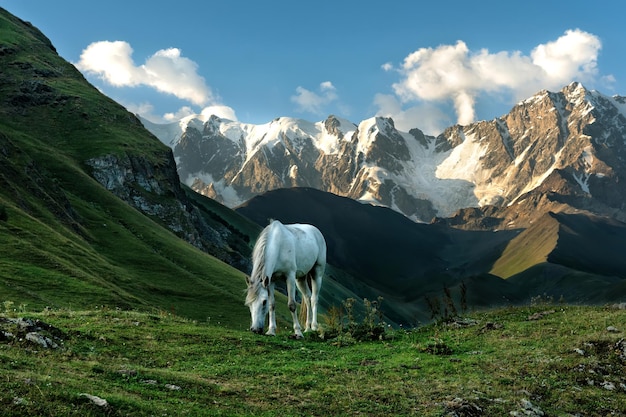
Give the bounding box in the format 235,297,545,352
1,303,624,416
0,190,260,328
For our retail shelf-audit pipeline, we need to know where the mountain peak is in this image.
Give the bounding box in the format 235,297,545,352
323,114,354,137
563,80,587,94
562,81,590,103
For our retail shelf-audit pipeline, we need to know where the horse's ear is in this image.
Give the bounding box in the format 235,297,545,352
263,276,270,288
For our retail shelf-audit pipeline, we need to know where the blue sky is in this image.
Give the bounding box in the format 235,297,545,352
3,1,625,134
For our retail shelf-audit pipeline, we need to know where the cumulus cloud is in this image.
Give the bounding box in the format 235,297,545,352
374,94,451,136
291,81,339,115
76,40,212,106
389,29,604,126
159,105,238,123
124,102,237,124
199,105,238,121
162,106,196,122
124,101,160,122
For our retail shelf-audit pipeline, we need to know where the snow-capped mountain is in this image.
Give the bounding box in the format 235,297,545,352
142,82,626,225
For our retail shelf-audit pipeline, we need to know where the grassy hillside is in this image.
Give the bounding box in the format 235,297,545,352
1,194,249,326
0,8,275,329
1,303,625,416
490,213,559,278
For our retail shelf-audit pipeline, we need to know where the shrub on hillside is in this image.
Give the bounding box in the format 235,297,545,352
321,296,386,343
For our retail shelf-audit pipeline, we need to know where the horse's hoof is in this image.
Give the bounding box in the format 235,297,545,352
265,330,276,336
289,333,304,340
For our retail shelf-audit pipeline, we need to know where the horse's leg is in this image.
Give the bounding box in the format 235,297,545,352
266,282,276,336
309,263,324,331
286,272,303,338
296,276,312,332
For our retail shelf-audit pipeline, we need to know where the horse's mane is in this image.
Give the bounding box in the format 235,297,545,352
245,221,273,305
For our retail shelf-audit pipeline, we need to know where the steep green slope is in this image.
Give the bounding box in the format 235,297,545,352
490,212,560,278
0,8,262,328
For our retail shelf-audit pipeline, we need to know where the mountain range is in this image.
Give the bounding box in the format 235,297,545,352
1,7,625,327
143,83,626,229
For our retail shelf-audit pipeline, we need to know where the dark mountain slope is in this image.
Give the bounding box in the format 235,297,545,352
548,212,626,278
507,263,626,303
236,187,626,322
492,211,626,280
236,187,524,323
237,188,448,292
491,211,626,301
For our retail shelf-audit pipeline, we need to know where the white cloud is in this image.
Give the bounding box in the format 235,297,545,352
199,105,238,121
162,106,196,122
531,29,601,83
291,81,338,115
320,81,335,92
75,40,240,125
162,105,237,122
161,105,238,123
374,94,451,136
76,40,212,106
389,29,605,126
123,102,237,124
124,101,160,122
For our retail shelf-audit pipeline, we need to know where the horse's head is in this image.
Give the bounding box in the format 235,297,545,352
245,275,270,334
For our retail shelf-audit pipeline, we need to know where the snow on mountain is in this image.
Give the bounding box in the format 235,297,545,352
142,82,626,225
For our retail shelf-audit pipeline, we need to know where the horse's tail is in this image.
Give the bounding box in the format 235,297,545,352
298,270,313,323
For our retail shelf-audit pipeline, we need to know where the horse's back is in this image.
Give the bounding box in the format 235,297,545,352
265,222,325,277
285,223,326,259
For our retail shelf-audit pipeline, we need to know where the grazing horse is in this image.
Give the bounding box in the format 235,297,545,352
245,220,326,338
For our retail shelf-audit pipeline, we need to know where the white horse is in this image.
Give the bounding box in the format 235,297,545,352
245,220,326,338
